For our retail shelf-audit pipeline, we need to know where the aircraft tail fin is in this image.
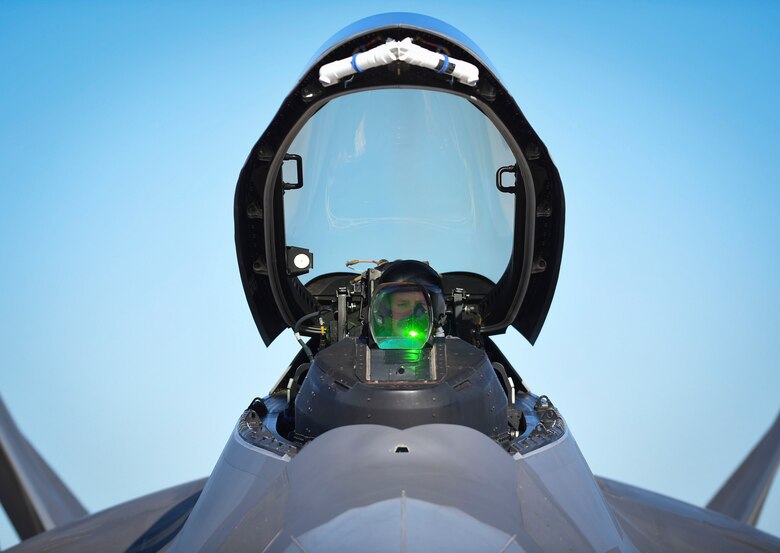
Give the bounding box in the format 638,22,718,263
0,394,87,540
707,410,780,526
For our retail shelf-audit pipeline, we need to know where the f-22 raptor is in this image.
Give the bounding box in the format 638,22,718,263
1,13,779,553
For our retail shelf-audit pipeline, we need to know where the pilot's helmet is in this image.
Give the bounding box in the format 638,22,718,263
369,261,445,350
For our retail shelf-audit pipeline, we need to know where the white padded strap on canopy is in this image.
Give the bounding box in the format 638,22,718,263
319,37,479,87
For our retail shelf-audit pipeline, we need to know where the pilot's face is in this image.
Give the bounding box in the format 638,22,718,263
370,284,431,349
389,290,426,332
390,290,425,318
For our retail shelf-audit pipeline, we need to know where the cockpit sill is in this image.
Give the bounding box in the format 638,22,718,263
236,366,567,460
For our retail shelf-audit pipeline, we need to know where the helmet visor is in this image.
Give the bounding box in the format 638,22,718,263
370,283,432,350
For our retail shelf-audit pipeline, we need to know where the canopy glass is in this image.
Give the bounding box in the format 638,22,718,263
283,88,515,282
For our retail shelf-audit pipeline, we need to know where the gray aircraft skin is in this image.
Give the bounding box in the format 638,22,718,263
2,13,780,553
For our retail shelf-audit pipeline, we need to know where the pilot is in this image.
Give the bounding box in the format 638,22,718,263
369,260,446,349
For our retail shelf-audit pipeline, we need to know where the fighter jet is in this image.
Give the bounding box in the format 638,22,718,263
2,12,779,553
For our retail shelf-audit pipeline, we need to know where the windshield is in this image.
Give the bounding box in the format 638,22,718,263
283,89,515,282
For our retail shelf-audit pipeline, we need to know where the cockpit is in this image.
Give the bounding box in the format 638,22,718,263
233,14,565,453
283,259,516,443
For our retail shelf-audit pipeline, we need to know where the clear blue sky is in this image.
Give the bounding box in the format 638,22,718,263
1,1,779,547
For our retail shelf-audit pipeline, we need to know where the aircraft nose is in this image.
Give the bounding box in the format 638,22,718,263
264,492,526,553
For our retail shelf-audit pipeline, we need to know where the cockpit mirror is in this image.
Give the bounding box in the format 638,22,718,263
286,246,313,276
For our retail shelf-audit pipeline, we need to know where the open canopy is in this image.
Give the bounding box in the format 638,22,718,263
283,88,516,284
234,13,565,346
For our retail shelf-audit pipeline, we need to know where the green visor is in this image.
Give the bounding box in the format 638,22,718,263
370,283,432,350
